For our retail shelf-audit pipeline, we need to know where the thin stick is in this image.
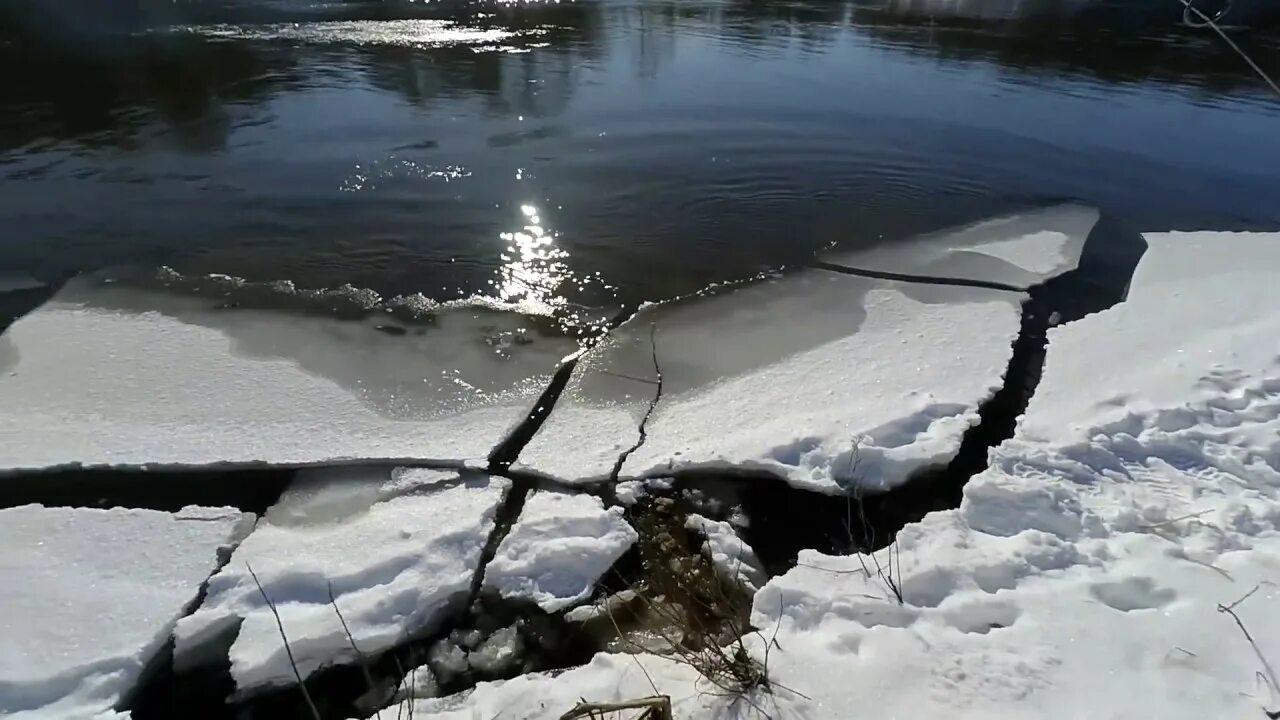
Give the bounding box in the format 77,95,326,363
1179,0,1280,98
328,582,377,694
603,595,662,696
1217,584,1280,714
247,563,321,720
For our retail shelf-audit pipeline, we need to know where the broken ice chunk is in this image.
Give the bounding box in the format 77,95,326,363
0,277,577,471
482,491,638,612
518,266,1023,492
174,467,508,694
0,504,252,719
822,204,1100,289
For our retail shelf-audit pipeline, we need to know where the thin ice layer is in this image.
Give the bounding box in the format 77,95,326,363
174,468,508,693
0,504,251,719
0,279,576,470
823,204,1099,288
518,271,1023,490
483,490,637,612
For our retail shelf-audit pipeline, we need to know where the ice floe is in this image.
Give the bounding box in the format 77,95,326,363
482,490,637,612
0,504,251,719
822,204,1100,289
0,278,575,471
519,270,1024,491
174,467,508,693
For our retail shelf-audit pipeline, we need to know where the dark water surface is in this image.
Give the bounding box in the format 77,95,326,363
3,0,1279,316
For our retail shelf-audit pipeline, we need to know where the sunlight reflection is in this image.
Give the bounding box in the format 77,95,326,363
492,204,615,338
494,203,570,316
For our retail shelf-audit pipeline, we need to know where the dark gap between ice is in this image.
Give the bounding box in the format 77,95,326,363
31,218,1149,719
488,307,639,471
0,466,296,514
679,215,1148,575
811,260,1025,293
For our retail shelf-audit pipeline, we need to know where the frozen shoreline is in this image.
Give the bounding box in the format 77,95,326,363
3,221,1277,720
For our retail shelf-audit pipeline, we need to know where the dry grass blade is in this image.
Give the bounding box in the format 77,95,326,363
247,562,321,720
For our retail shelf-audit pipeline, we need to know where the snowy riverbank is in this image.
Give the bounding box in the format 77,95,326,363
2,217,1276,720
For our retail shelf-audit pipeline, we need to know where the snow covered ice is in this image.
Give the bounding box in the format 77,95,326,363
175,467,508,693
746,230,1280,719
518,269,1024,491
0,504,252,719
381,230,1280,720
482,490,637,612
0,277,576,471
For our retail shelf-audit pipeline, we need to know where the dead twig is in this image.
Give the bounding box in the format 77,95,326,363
1217,584,1280,717
247,563,321,720
328,582,378,698
559,696,672,720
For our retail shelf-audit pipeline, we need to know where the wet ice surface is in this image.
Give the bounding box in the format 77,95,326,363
517,270,1024,491
821,205,1100,289
175,467,508,693
0,277,576,470
0,504,252,719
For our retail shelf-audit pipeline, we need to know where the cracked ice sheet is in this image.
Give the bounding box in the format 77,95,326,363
174,467,508,693
738,231,1280,720
0,278,576,471
0,504,252,719
518,270,1022,491
518,271,1023,490
482,490,637,612
822,204,1099,288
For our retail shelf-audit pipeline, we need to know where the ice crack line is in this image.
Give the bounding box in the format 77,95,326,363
812,260,1025,293
609,322,663,483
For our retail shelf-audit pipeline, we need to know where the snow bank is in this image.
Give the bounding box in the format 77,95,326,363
1021,230,1280,445
823,204,1099,289
0,278,575,470
482,490,637,612
745,231,1280,719
0,504,251,719
175,468,508,693
518,271,1023,491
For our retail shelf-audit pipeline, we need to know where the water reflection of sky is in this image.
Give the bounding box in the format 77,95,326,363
3,0,1280,324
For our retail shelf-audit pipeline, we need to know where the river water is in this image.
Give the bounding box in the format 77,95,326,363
2,0,1279,316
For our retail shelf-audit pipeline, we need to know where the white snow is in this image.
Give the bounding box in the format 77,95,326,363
823,204,1099,288
382,230,1280,720
1021,230,1280,445
744,230,1280,719
174,467,508,693
482,490,637,612
519,270,1023,491
0,504,251,719
0,279,575,470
